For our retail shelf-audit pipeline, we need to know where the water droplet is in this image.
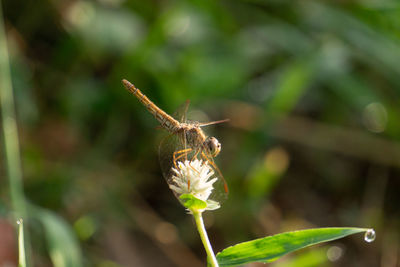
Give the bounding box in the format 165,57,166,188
364,229,376,243
16,218,23,225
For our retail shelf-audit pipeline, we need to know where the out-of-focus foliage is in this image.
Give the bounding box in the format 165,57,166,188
1,0,399,266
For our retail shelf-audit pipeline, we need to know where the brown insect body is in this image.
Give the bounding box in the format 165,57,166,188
122,79,217,156
122,78,227,196
179,123,206,149
122,79,180,133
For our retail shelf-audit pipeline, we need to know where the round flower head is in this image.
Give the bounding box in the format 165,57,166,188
169,159,220,211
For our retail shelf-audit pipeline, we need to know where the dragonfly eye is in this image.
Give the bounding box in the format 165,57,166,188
205,137,221,157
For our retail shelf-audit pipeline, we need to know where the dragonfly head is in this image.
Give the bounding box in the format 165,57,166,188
205,137,221,157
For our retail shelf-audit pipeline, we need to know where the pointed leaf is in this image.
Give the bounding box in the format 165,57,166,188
216,227,372,266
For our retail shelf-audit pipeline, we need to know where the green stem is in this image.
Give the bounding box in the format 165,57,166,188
0,0,27,220
192,210,219,267
0,4,30,266
17,219,26,267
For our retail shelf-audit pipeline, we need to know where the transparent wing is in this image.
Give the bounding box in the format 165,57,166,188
173,99,190,123
159,130,198,199
200,144,229,203
158,133,181,188
158,100,189,183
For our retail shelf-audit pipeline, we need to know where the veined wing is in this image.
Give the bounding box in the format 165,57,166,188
173,99,190,123
158,132,180,188
158,100,189,179
200,143,229,203
159,130,198,199
159,99,192,199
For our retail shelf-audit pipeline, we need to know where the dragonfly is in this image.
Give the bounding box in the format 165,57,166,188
122,79,228,202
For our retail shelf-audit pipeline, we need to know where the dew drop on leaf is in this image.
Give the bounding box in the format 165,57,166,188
364,229,376,243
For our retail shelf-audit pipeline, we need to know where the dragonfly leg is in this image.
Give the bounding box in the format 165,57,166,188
187,148,203,176
173,148,192,169
186,148,201,175
200,151,210,162
173,148,194,191
174,148,204,190
192,148,200,160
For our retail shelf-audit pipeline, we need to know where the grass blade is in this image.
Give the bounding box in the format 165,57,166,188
0,0,27,221
17,219,26,267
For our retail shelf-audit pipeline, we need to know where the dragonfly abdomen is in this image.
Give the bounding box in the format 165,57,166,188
122,79,180,132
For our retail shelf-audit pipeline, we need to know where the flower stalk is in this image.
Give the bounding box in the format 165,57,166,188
192,210,219,267
169,159,221,266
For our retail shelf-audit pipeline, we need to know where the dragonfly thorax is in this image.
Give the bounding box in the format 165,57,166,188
180,125,221,158
182,125,206,148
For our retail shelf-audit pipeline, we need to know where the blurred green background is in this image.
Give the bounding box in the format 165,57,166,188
1,0,399,266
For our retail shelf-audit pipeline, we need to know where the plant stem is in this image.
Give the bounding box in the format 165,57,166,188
0,4,30,266
17,219,26,267
192,210,219,267
0,0,27,220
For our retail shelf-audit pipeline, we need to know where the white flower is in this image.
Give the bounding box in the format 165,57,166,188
169,159,219,209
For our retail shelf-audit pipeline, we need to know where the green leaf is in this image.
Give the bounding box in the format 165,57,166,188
179,194,207,210
31,206,83,267
216,227,371,266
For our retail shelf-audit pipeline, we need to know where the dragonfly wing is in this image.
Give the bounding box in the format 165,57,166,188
173,100,190,123
158,133,180,186
159,100,190,180
200,145,229,203
158,130,194,194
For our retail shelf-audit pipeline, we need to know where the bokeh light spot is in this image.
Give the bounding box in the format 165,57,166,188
74,215,97,241
327,245,343,262
154,222,178,244
362,102,387,133
264,147,290,175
